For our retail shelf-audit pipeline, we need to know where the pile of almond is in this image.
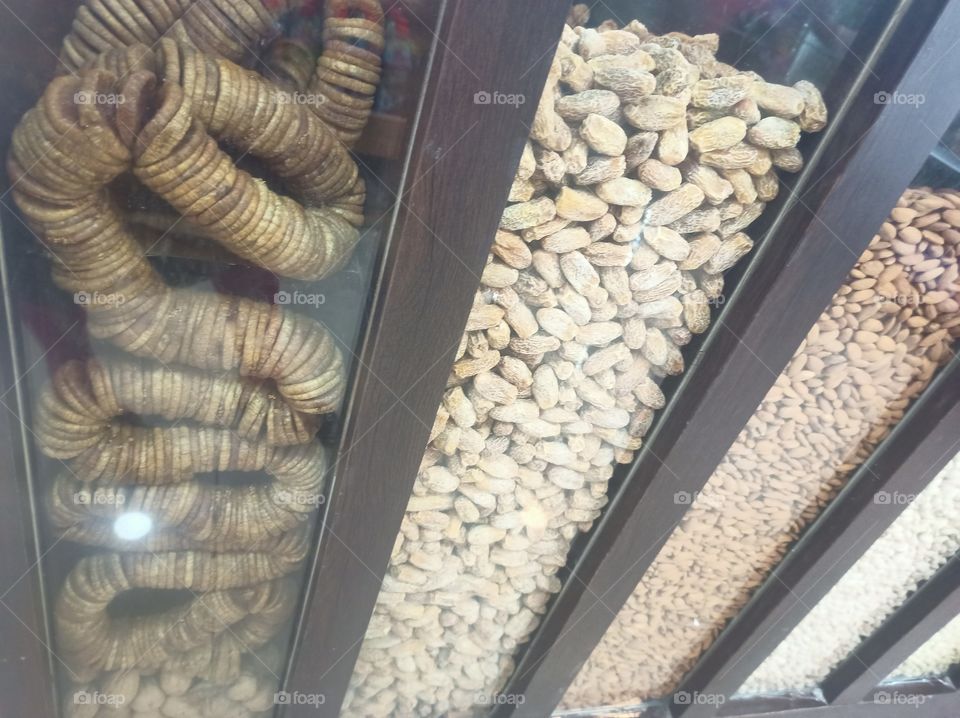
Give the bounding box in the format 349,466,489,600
562,187,960,710
344,9,830,716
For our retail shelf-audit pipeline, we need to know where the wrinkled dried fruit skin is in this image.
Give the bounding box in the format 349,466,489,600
14,3,388,704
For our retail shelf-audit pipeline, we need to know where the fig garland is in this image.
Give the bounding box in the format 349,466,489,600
8,0,385,710
59,0,385,146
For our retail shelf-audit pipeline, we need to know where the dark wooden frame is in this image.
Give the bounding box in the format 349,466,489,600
0,262,57,718
282,2,572,716
726,690,960,718
497,0,960,715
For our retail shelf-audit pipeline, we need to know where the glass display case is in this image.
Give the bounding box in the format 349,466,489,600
0,2,958,718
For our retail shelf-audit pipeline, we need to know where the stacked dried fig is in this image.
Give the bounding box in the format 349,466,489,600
59,0,385,146
344,14,827,718
563,187,960,709
7,3,384,715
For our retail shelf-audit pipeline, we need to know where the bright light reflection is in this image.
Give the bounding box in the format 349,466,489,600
113,512,153,541
519,504,549,532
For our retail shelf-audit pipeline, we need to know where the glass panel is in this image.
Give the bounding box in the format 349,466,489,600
564,111,960,710
343,2,897,716
886,613,960,683
0,1,439,715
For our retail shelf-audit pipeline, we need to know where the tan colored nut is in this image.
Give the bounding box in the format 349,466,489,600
700,142,762,170
689,116,747,153
747,116,801,149
580,113,628,155
623,95,686,130
638,159,682,192
704,231,754,273
555,187,609,221
575,155,627,185
643,226,691,262
644,183,705,226
690,75,753,109
793,79,828,132
657,122,689,166
556,89,620,122
501,197,557,231
595,177,652,206
749,81,805,118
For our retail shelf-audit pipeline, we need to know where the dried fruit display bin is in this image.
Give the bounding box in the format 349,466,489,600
0,2,958,718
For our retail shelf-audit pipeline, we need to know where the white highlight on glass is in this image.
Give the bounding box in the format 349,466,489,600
113,512,153,541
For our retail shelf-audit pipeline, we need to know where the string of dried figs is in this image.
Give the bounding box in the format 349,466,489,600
13,6,382,713
562,187,960,710
10,60,348,414
75,39,365,279
59,0,385,146
59,553,302,682
40,358,326,541
343,12,827,717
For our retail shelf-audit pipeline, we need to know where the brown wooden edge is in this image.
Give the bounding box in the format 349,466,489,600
668,355,960,715
0,233,57,717
497,0,960,715
281,1,571,716
820,554,960,705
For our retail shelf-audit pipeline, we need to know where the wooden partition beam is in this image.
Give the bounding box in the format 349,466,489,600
282,2,571,716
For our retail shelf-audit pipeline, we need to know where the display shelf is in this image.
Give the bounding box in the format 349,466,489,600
0,2,959,717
